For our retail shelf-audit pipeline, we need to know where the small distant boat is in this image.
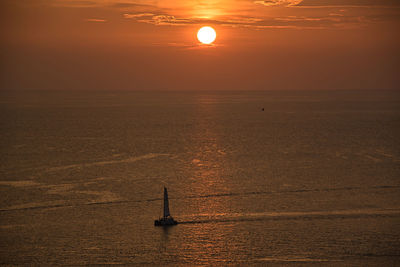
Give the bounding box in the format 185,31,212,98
154,187,178,226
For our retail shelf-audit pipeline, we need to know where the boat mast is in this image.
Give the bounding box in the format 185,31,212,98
163,187,171,218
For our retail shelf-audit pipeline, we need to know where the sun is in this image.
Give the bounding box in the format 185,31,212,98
197,26,216,44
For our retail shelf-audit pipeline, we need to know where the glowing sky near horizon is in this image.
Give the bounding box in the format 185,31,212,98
1,0,399,91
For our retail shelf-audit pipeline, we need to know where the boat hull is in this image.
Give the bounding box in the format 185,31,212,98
154,217,178,226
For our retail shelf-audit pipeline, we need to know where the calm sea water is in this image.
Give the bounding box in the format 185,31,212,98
1,90,399,265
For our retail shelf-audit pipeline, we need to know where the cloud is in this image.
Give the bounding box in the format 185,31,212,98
111,2,150,8
85,18,107,22
50,0,98,7
123,13,154,19
123,13,264,27
13,0,398,31
296,0,400,7
123,12,377,29
125,13,192,25
254,0,302,6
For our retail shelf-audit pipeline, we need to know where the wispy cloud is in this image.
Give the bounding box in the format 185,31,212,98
123,11,383,30
254,0,302,7
111,2,153,8
296,0,400,7
123,13,265,27
13,0,400,31
123,13,154,19
150,42,224,49
51,0,98,7
85,18,107,22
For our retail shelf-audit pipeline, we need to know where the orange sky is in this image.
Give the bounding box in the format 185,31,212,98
1,0,399,90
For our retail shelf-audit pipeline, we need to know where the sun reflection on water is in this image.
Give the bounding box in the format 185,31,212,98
175,94,236,263
188,95,231,212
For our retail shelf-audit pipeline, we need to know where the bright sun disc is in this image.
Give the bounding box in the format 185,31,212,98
197,26,216,44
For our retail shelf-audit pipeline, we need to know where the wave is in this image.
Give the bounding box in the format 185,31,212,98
45,153,170,172
0,198,164,212
256,257,338,262
178,208,400,224
0,180,41,187
1,184,399,212
182,185,400,200
0,201,73,212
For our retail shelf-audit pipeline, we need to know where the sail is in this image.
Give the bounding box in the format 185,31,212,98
163,187,171,218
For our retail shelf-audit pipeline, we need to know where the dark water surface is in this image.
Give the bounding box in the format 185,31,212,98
1,90,399,265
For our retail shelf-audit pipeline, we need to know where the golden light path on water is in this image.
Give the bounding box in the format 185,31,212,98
180,94,232,263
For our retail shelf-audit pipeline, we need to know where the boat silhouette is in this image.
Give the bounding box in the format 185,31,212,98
154,187,178,226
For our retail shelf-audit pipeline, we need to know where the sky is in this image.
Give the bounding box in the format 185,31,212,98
1,0,399,91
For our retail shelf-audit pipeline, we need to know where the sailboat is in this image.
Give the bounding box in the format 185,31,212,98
154,187,178,226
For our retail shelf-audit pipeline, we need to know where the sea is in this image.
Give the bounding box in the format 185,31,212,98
0,90,399,266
